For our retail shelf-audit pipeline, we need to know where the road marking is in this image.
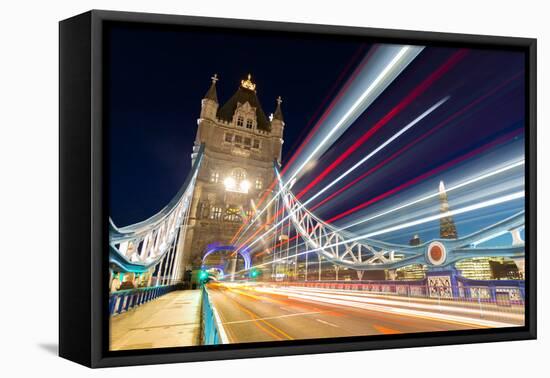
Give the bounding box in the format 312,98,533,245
373,325,400,334
229,287,286,305
225,295,293,340
206,288,236,343
315,319,340,328
262,288,517,328
224,311,322,325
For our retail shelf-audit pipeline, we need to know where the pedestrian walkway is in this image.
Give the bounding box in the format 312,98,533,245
110,289,202,350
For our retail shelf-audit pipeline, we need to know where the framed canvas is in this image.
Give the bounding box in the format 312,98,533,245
59,10,536,368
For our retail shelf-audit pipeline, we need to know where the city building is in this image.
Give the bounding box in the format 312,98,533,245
439,180,458,239
177,74,285,273
396,264,427,280
456,257,521,280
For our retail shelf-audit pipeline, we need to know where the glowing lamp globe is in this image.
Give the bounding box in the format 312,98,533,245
223,176,236,191
239,179,251,192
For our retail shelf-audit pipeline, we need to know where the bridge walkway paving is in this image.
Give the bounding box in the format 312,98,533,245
110,289,202,350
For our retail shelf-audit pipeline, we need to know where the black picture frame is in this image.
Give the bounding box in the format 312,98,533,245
59,9,537,368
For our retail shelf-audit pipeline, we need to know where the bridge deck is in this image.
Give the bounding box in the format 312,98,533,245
110,290,202,350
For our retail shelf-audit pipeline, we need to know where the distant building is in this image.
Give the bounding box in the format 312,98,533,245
439,181,458,239
396,264,427,280
409,234,421,246
456,257,521,280
177,74,285,271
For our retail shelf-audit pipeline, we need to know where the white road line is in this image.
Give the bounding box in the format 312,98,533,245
316,319,340,328
283,291,514,328
223,311,322,325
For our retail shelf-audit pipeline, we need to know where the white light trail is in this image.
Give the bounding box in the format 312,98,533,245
342,159,525,230
227,190,524,277
306,97,450,207
244,97,449,250
232,45,423,246
275,159,525,256
470,230,509,247
361,190,524,239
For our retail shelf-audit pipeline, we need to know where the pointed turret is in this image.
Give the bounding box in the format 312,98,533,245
200,74,219,120
273,96,284,122
270,96,285,138
204,73,219,102
439,180,458,239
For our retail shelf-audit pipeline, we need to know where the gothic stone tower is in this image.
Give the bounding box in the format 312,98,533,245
178,74,285,272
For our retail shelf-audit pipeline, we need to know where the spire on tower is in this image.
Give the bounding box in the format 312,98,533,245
204,73,219,103
272,96,284,122
438,180,458,239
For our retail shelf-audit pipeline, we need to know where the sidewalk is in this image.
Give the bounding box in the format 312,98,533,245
110,289,202,351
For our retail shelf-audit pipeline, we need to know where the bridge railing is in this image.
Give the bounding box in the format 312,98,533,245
201,286,227,345
269,281,524,325
109,285,180,316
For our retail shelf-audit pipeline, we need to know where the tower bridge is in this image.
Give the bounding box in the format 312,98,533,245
109,70,526,349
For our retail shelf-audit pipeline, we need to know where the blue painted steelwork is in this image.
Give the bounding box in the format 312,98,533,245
201,287,222,345
202,242,251,270
276,166,525,271
282,277,525,303
109,145,205,274
109,285,179,315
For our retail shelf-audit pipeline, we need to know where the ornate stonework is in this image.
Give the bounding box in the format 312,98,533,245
177,74,285,272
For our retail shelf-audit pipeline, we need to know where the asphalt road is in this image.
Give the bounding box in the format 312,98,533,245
206,283,520,344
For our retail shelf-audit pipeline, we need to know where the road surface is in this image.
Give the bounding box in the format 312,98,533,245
207,283,523,344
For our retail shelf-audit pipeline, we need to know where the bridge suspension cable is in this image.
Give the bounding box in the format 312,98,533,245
109,144,205,279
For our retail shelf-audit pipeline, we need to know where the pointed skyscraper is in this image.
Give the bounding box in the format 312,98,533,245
439,180,458,239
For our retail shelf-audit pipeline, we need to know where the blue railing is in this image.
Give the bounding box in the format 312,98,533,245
275,277,525,304
201,286,224,345
109,285,178,315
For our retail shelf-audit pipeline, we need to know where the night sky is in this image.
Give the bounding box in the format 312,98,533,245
108,23,367,225
108,22,525,245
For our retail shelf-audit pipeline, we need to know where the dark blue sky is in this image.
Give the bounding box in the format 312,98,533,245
107,23,525,232
108,23,367,225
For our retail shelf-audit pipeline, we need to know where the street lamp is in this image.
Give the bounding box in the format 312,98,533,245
239,179,251,193
223,176,236,191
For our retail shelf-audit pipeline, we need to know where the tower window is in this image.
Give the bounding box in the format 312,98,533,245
210,171,219,183
210,207,222,220
244,137,252,149
234,135,242,145
224,133,233,143
237,117,244,127
255,178,263,190
198,201,210,219
253,139,260,149
224,207,242,223
233,168,246,181
246,119,254,129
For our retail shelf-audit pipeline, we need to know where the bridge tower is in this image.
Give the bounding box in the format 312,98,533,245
177,73,285,276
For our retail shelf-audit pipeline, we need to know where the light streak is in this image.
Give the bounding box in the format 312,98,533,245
227,190,524,277
326,128,523,223
266,159,524,255
243,97,449,250
296,49,468,200
308,71,524,213
231,45,422,246
342,160,525,229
